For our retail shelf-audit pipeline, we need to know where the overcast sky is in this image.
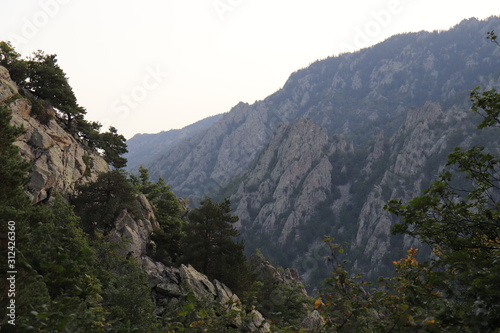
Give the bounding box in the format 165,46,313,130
1,1,498,139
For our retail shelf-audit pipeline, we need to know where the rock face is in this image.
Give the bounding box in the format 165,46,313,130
249,253,309,298
106,194,272,332
0,65,109,203
231,118,343,267
127,17,500,284
140,249,271,332
109,194,161,259
124,114,223,175
300,310,325,331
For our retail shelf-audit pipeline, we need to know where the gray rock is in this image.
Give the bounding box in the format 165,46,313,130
0,65,110,203
246,310,271,332
156,282,182,297
179,264,217,300
300,310,325,330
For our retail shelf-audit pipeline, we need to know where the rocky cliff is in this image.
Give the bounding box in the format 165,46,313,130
127,17,500,285
0,65,109,203
125,113,223,175
142,18,500,198
107,193,272,332
0,63,281,331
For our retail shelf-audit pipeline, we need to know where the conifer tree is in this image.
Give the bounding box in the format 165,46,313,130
131,166,186,264
0,105,30,220
182,198,249,292
72,170,137,234
25,50,83,128
97,126,128,169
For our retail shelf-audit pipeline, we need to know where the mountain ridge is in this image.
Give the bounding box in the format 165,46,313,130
126,16,500,285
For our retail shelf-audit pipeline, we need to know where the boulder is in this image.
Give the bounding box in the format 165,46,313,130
300,310,325,330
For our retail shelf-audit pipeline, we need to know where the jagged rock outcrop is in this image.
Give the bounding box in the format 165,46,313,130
247,252,314,329
143,259,271,332
351,102,476,274
0,65,109,203
142,253,271,332
125,114,223,174
127,17,500,285
108,193,161,259
300,310,325,331
249,253,308,297
107,194,271,332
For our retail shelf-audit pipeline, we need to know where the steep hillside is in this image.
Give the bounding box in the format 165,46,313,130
133,17,500,284
147,17,500,197
0,65,109,203
1,62,309,332
125,113,223,174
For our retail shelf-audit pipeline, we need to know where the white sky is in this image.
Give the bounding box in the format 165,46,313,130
1,1,499,139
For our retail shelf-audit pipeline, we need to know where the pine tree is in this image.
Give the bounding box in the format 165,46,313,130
25,51,84,128
0,104,30,220
131,166,186,264
72,170,137,234
97,126,128,169
182,198,249,292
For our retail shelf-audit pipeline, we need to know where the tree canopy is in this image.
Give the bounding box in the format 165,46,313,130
316,32,500,332
131,166,186,264
0,104,31,221
0,41,128,169
181,198,250,293
72,170,137,234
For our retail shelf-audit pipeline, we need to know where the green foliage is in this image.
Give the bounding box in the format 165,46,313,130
0,130,157,331
75,117,102,148
487,30,499,46
161,292,246,332
90,234,160,332
131,166,186,264
0,41,27,83
317,242,451,332
10,194,160,332
96,126,128,169
248,269,312,328
182,198,251,294
0,105,31,221
384,85,500,330
0,41,128,168
471,87,500,129
24,50,82,127
13,193,110,332
72,170,138,234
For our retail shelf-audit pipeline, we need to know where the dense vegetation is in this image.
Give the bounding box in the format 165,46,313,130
0,45,310,330
316,69,500,331
0,103,309,330
0,41,127,168
1,30,500,331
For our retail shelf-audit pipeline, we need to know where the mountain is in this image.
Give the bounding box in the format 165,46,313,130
1,60,315,331
127,17,500,285
125,113,223,174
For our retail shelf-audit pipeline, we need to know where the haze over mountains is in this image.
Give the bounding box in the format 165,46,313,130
125,17,500,286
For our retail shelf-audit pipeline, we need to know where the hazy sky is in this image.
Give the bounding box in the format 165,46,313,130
1,1,498,139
